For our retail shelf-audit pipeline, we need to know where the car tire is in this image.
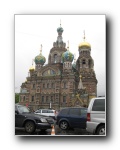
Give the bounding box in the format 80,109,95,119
24,121,35,133
96,125,105,135
59,120,69,130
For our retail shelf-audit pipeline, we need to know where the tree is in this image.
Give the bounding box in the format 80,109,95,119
15,93,19,103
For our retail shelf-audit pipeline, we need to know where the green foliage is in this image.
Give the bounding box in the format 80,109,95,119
15,93,19,103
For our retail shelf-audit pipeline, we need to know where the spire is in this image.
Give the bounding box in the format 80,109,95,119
60,19,61,27
78,30,91,49
67,40,69,51
40,44,42,55
29,59,35,71
83,30,86,42
78,75,84,90
32,59,34,66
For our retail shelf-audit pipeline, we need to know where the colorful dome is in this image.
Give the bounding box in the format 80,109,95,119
57,26,64,33
62,50,74,62
79,41,91,49
35,53,46,65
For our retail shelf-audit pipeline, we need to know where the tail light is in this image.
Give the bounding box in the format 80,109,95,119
87,113,90,121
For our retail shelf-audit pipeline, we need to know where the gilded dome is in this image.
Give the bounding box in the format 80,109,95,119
29,65,35,71
62,50,74,62
79,41,91,48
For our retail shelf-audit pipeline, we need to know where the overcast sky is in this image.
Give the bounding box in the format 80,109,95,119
15,15,105,96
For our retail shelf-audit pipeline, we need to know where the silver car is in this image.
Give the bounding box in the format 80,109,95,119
34,109,57,120
86,97,106,135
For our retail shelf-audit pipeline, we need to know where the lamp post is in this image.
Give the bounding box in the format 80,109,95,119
50,100,51,109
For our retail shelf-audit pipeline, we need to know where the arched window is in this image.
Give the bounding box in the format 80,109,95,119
23,96,25,101
42,96,44,103
64,82,67,88
43,83,45,88
63,96,66,103
46,96,49,103
47,83,49,88
82,59,86,68
82,59,86,64
54,54,57,63
31,96,34,102
51,83,54,88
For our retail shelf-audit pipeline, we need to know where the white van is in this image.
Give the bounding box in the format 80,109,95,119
34,109,57,119
86,97,106,135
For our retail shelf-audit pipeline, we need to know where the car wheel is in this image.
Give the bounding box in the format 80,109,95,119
59,120,69,130
96,125,105,135
25,121,35,133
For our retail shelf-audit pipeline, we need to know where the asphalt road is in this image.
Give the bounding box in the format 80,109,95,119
15,125,92,136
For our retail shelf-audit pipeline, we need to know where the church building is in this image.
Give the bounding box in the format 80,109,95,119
19,23,97,111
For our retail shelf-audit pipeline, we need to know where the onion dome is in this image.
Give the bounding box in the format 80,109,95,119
62,41,74,62
29,65,35,71
57,26,64,33
35,44,46,65
78,30,91,49
35,54,46,65
79,41,91,49
57,20,64,33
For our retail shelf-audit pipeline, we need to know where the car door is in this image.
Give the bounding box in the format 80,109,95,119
47,110,54,117
42,109,49,116
69,108,82,128
15,106,26,127
69,108,87,128
79,108,87,128
91,98,105,123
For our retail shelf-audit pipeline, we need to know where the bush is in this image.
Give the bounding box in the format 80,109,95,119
15,93,19,103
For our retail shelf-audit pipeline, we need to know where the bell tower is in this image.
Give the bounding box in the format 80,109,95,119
76,31,97,97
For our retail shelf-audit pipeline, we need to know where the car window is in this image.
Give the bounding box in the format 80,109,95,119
42,110,48,113
81,108,87,115
35,110,41,113
48,110,54,113
69,108,80,116
60,109,69,115
18,105,30,113
92,99,105,111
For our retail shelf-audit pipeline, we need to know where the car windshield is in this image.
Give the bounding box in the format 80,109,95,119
18,105,30,113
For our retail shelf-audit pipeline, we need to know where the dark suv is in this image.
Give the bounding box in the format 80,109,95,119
56,107,87,130
15,104,54,134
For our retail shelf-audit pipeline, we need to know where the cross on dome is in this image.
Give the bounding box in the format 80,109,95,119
40,44,42,54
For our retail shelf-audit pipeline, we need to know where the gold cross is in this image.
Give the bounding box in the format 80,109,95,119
83,30,86,41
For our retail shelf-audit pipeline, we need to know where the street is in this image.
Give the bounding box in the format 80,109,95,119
15,124,91,135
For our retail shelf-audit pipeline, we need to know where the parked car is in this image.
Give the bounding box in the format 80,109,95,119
56,107,87,130
34,109,57,119
86,97,105,135
15,104,54,134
